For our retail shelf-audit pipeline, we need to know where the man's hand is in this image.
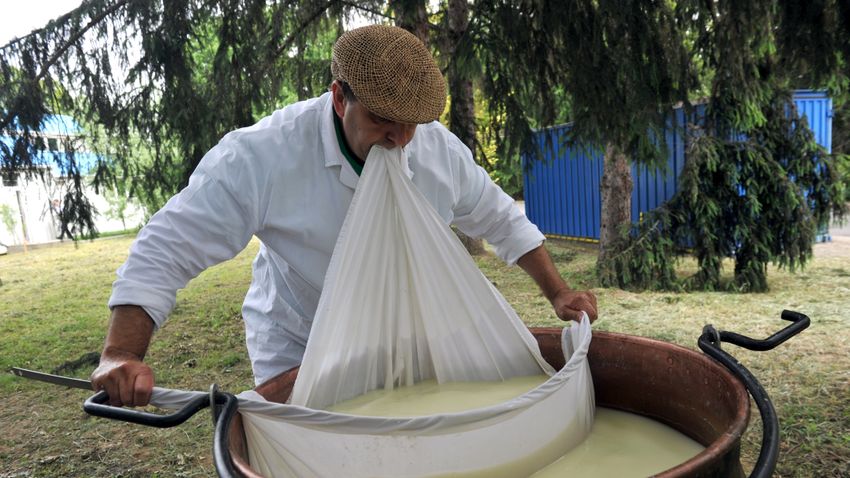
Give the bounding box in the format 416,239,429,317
517,244,600,324
551,288,598,323
90,349,154,407
90,305,156,407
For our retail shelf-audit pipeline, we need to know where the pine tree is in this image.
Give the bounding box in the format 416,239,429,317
596,0,848,291
0,0,363,236
2,0,845,292
472,0,696,279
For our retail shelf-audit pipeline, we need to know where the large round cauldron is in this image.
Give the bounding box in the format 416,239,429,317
83,310,809,478
226,329,749,477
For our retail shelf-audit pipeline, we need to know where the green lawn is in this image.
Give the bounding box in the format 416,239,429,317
0,235,847,477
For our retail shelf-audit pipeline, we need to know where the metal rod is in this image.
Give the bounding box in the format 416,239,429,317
212,391,242,478
698,309,810,478
80,384,243,477
717,310,810,351
10,367,93,390
83,390,211,428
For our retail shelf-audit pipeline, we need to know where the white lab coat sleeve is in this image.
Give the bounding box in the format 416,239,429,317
108,144,264,329
448,142,544,266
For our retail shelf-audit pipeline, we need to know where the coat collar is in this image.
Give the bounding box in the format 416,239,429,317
319,93,415,190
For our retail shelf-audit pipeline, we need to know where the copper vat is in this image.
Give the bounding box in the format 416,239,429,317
226,328,750,478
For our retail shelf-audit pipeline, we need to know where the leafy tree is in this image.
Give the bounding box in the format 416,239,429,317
0,0,547,244
597,0,848,291
0,0,367,236
471,0,697,277
102,184,132,230
0,204,17,243
776,1,850,203
430,0,846,292
2,0,846,292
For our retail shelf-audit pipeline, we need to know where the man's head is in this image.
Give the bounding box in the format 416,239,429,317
331,80,418,160
331,24,446,125
330,25,445,160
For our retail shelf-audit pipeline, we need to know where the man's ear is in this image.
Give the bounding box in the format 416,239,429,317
330,81,346,118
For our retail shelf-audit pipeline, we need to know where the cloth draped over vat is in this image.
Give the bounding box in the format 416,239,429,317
148,321,592,478
150,146,595,477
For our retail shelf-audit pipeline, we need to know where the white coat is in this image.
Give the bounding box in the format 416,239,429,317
109,92,545,384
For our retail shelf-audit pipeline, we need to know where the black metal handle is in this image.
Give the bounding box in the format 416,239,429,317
712,309,810,351
212,391,241,478
83,387,243,478
83,390,211,428
698,309,810,478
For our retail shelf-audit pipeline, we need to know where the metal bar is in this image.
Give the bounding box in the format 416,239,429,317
212,391,242,478
84,390,211,428
698,309,811,478
718,309,810,352
13,367,242,477
81,384,243,477
10,367,93,390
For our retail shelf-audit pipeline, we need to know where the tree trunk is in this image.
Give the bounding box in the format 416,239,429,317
446,0,476,156
391,0,430,45
445,0,484,255
598,142,633,264
15,190,29,244
449,77,476,154
454,226,487,255
393,0,484,256
296,36,309,101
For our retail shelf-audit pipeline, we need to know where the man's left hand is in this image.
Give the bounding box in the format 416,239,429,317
551,288,598,323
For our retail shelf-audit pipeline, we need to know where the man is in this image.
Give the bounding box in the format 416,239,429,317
91,25,597,407
52,198,73,240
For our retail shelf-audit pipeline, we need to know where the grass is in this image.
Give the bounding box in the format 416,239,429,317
1,235,848,477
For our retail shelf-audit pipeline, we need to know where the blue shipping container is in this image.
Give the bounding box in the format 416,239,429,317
522,90,833,242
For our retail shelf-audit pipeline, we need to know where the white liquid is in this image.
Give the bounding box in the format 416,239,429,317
328,374,550,416
327,378,705,477
531,407,705,477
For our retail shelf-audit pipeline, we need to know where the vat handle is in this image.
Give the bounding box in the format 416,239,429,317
706,309,810,351
698,309,810,478
83,385,243,478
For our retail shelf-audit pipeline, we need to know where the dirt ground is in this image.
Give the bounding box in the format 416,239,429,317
813,212,850,259
813,234,850,258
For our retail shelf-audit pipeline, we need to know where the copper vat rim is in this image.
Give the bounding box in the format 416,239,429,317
228,327,751,478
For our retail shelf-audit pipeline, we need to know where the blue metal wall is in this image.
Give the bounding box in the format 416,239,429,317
522,91,833,241
523,128,604,241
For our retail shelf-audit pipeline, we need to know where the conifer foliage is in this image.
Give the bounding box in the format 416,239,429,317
1,0,846,292
0,0,355,235
596,1,848,291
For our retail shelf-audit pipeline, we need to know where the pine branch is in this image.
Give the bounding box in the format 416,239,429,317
34,0,136,81
274,0,343,58
474,136,494,170
1,0,92,49
341,0,395,21
607,217,665,260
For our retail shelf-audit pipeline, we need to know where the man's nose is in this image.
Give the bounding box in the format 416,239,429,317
386,122,416,148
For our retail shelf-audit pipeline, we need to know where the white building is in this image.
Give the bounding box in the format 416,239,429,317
0,115,146,251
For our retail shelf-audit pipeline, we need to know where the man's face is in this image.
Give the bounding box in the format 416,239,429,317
331,81,417,161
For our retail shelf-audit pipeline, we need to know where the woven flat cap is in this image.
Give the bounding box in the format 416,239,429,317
332,24,446,124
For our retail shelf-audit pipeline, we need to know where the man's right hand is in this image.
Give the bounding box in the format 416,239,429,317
90,349,154,407
90,305,156,407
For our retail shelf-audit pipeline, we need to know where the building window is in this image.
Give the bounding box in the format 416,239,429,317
1,173,18,187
